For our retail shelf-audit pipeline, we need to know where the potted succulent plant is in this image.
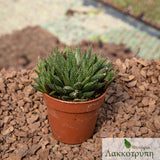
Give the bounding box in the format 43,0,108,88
32,47,117,144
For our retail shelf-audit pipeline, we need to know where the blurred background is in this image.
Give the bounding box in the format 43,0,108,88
0,0,160,70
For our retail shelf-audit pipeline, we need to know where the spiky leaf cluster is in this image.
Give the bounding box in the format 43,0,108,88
32,47,117,101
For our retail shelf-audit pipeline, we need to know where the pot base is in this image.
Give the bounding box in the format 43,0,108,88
48,108,99,144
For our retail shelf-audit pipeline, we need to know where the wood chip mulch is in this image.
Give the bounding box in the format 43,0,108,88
0,26,134,71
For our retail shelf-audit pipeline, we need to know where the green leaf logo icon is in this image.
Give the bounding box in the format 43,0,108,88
124,139,131,149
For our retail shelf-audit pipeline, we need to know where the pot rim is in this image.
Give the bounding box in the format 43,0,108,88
43,89,108,105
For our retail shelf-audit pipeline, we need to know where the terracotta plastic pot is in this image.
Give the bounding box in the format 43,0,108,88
43,89,107,144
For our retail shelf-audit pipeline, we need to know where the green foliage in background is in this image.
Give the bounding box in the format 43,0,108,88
106,0,160,26
32,47,117,101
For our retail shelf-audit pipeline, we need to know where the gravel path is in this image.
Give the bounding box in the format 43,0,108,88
0,0,160,59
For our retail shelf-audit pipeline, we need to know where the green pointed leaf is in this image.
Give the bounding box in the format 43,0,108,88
86,47,92,60
48,84,56,91
124,139,131,149
31,84,45,93
74,82,83,90
75,47,81,66
82,91,95,98
82,80,97,92
49,90,56,96
62,96,72,101
91,73,106,82
69,91,78,98
63,86,74,93
34,69,41,77
52,75,63,87
95,82,105,90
